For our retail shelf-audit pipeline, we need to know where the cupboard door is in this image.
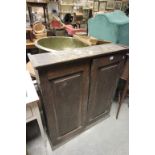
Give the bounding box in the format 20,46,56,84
87,54,125,124
39,62,89,146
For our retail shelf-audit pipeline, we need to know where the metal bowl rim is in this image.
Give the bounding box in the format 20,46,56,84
34,36,84,52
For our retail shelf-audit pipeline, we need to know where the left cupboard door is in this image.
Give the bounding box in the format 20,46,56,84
38,62,90,147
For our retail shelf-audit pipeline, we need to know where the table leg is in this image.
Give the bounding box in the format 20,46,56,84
37,116,45,140
43,6,46,25
116,79,129,119
46,6,49,28
34,102,45,140
28,6,33,26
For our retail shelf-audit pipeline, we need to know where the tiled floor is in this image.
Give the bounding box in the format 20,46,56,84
27,100,129,155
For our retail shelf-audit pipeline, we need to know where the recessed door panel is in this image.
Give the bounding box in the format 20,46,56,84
87,55,124,124
39,62,89,145
51,73,83,137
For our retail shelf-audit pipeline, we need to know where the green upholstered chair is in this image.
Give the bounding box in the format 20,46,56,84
88,10,129,45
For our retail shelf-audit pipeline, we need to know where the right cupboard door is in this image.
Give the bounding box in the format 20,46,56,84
87,54,125,124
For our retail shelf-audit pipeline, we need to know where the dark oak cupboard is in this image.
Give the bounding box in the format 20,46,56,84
29,44,128,148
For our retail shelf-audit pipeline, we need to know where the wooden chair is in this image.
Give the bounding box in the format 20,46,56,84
73,12,84,28
116,55,129,119
26,0,49,27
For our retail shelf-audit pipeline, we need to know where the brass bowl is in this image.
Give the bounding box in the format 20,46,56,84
35,36,88,52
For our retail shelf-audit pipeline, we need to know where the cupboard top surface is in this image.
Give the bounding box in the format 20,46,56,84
29,43,128,69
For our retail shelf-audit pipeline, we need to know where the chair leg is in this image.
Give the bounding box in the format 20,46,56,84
116,79,128,119
116,91,121,119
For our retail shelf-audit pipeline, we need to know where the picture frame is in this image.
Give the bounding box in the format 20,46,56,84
93,1,99,12
106,1,115,10
98,1,107,12
121,1,128,12
115,1,122,10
